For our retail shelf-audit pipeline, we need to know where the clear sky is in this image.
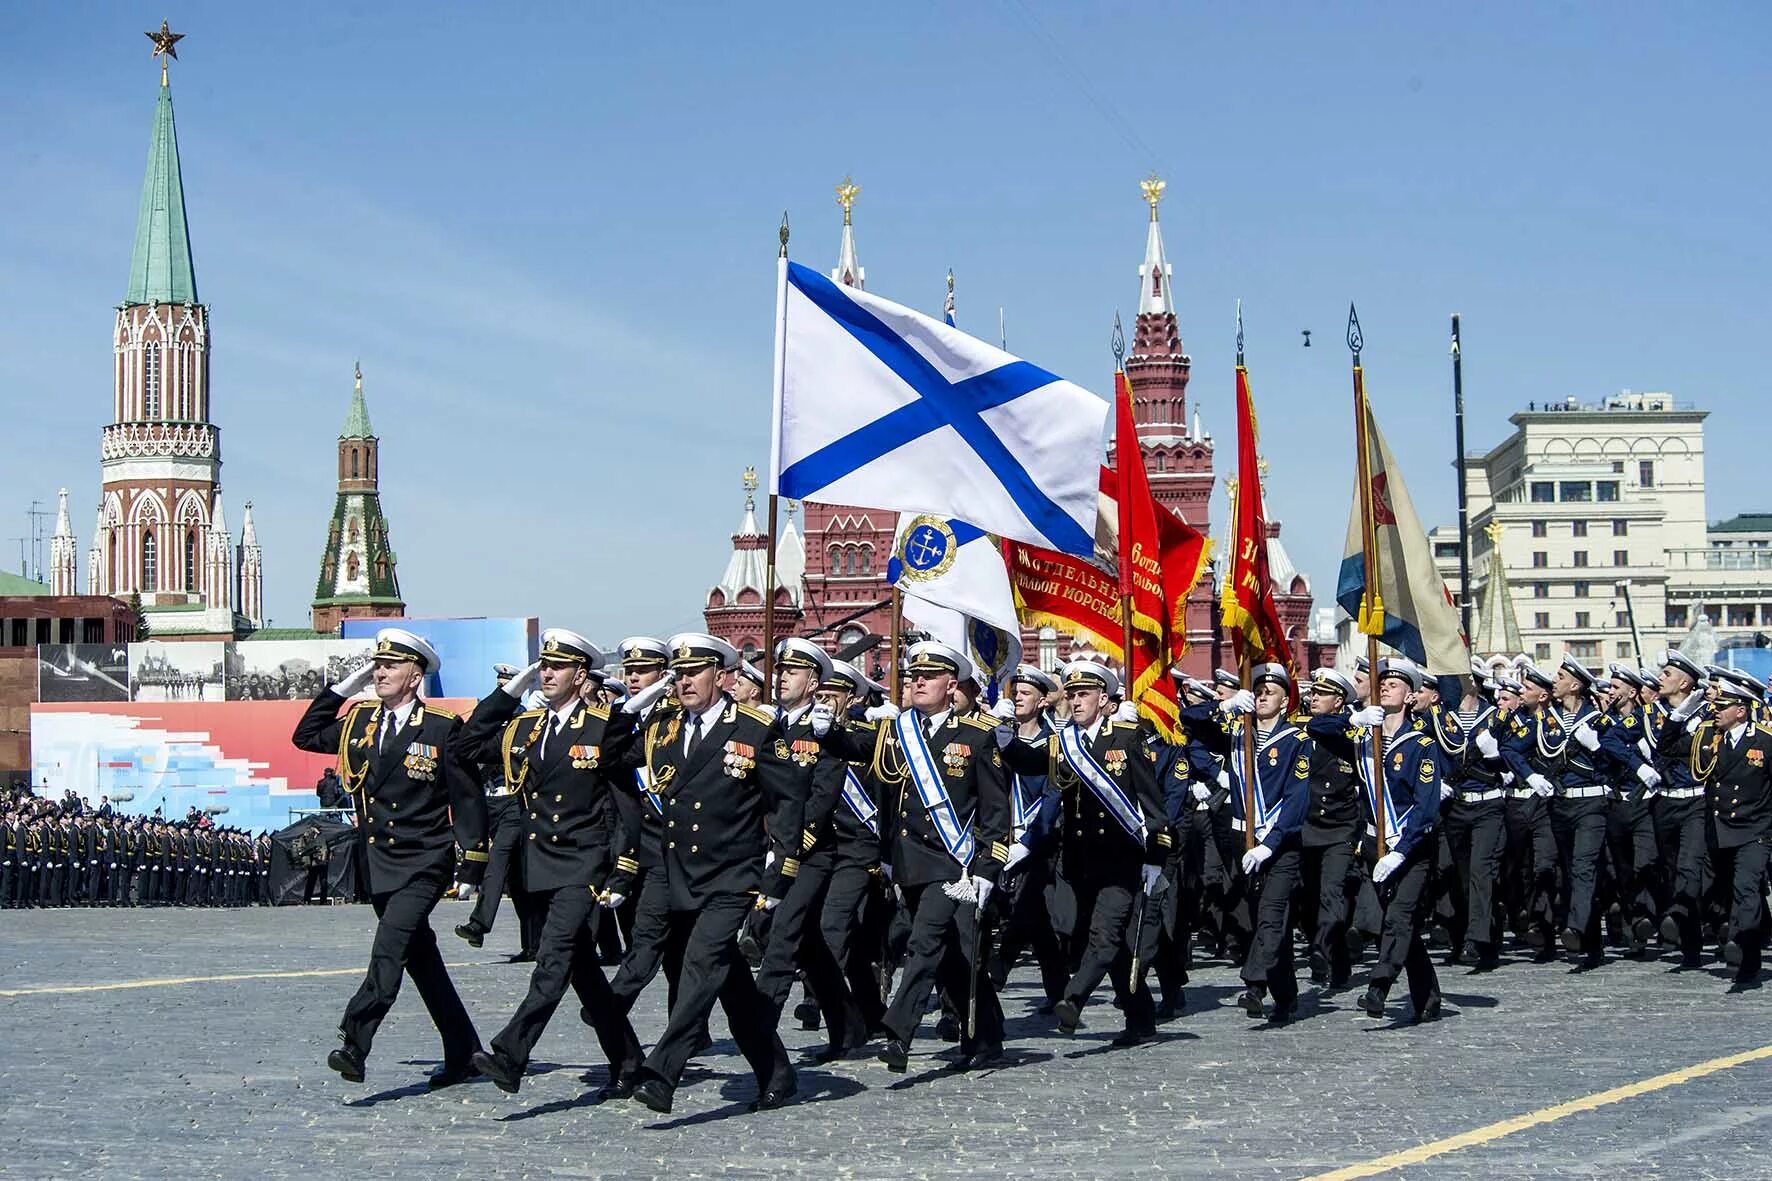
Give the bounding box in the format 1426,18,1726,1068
4,3,1766,641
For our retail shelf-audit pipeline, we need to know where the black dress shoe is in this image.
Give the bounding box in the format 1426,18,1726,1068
453,921,485,948
1034,998,1059,1016
631,1078,674,1114
327,1045,366,1083
1724,940,1744,967
1660,915,1683,944
507,950,536,964
961,1042,1006,1069
471,1049,521,1094
750,1073,798,1111
1728,973,1762,994
1053,998,1081,1033
935,1014,960,1042
878,1038,910,1073
1630,917,1654,954
812,1040,863,1065
1155,995,1181,1022
1559,928,1584,953
688,1027,714,1058
1112,1028,1158,1047
428,1059,480,1089
1266,1006,1294,1026
1309,949,1330,984
1413,993,1443,1023
1524,926,1547,950
593,1072,637,1103
1357,986,1386,1019
1237,988,1266,1019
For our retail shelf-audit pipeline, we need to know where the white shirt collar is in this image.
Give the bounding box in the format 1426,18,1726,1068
385,699,418,732
546,699,577,729
784,701,810,727
1082,717,1104,742
1728,720,1749,744
918,707,951,733
690,696,728,733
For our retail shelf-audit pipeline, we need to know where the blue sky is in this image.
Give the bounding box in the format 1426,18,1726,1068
4,3,1766,640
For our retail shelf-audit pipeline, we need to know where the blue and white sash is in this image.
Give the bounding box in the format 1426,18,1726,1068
1059,724,1147,842
895,711,976,866
635,768,663,816
841,768,879,835
1010,775,1033,842
1352,730,1412,838
1229,724,1293,841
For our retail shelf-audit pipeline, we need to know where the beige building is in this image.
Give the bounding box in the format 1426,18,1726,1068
1440,391,1771,667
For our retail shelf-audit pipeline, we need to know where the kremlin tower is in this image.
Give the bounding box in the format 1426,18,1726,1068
311,365,406,633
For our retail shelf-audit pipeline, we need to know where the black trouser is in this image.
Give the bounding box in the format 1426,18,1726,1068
1299,838,1354,983
1652,794,1710,959
1064,872,1160,1032
609,867,682,1015
303,864,328,904
340,874,479,1066
1551,794,1610,950
1200,810,1252,957
995,848,1071,1005
1605,796,1660,934
490,885,641,1075
1503,794,1558,937
468,795,523,932
1443,797,1506,950
883,881,1003,1053
821,863,890,1031
1712,837,1770,980
755,856,865,1050
638,891,792,1092
1151,846,1189,1006
1241,844,1302,1011
1372,850,1439,1012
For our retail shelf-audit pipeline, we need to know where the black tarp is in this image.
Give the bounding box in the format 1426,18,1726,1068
268,814,362,905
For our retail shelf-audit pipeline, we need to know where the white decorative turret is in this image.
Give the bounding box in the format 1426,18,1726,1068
238,500,263,629
86,505,106,594
206,491,234,611
776,502,806,607
49,489,78,596
1137,174,1175,318
830,176,865,290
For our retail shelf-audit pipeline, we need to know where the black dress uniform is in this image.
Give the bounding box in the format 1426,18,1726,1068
455,633,647,1097
993,711,1070,1011
292,630,490,1084
1299,695,1365,986
1687,701,1772,986
1499,691,1564,952
1444,699,1510,966
813,704,895,1037
1598,698,1664,952
629,634,807,1114
1653,692,1713,963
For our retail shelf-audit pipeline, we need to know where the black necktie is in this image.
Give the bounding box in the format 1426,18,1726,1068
686,717,703,758
540,716,561,759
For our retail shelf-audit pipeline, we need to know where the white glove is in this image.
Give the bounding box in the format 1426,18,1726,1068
1140,863,1165,895
1114,699,1140,723
1239,844,1273,875
1636,763,1663,789
1350,705,1386,727
942,874,978,904
1670,693,1702,722
1572,720,1601,752
808,703,836,737
1474,730,1500,759
1439,784,1454,801
499,661,541,700
764,849,777,871
1003,843,1031,873
620,671,676,715
1685,715,1704,735
1222,689,1255,717
1527,773,1554,798
1190,783,1212,802
1373,850,1406,883
329,664,375,697
1216,769,1232,791
759,895,781,912
1637,737,1654,761
973,878,993,909
995,724,1014,750
865,703,900,722
598,890,626,909
990,698,1016,721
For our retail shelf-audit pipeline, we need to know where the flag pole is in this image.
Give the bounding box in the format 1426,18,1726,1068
762,213,791,704
1111,316,1138,706
1349,304,1387,859
888,588,903,705
1235,304,1258,854
1451,314,1474,645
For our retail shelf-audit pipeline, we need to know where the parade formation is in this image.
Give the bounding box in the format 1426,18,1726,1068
284,623,1772,1111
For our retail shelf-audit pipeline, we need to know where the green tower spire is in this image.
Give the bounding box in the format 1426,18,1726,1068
342,362,374,438
124,73,199,306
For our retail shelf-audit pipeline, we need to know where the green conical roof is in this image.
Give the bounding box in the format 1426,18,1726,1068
342,364,374,438
124,77,198,306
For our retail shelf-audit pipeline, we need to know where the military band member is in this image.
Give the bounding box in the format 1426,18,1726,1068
814,640,1012,1073
457,630,664,1100
1002,660,1170,1042
628,633,804,1115
292,627,490,1088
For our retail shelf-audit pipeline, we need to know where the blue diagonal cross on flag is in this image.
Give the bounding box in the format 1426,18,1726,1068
770,260,1109,557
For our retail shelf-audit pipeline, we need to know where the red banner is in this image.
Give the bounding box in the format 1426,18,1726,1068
1220,364,1296,679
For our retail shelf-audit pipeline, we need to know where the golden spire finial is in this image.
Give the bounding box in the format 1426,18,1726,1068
146,20,184,86
835,176,861,225
1140,172,1166,222
1483,519,1504,543
354,359,362,385
742,466,759,511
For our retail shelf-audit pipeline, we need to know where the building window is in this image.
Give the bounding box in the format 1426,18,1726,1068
1531,521,1547,538
1529,482,1554,503
141,529,157,590
1569,640,1599,660
1616,611,1630,628
184,529,197,592
1532,583,1549,599
1572,551,1589,568
1597,481,1620,502
1666,604,1688,629
81,618,104,644
1532,551,1548,568
1638,460,1655,488
1704,605,1722,625
1575,611,1590,629
1613,550,1628,567
1571,520,1588,537
1728,605,1755,627
1534,642,1551,661
1560,481,1592,502
1573,581,1590,597
351,449,360,478
1616,642,1632,658
1613,519,1628,536
1534,612,1550,629
143,346,162,419
858,546,873,574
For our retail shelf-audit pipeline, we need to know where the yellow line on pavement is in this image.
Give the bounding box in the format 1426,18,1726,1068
1305,1043,1772,1180
0,962,492,998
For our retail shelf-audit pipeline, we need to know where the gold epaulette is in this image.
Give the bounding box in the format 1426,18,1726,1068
417,703,460,723
512,708,545,722
736,703,776,726
959,714,1000,733
584,703,611,722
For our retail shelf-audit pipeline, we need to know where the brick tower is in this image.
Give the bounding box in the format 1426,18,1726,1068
704,468,803,660
311,364,405,633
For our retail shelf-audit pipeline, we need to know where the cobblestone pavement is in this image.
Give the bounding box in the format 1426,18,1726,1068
3,904,1767,1179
